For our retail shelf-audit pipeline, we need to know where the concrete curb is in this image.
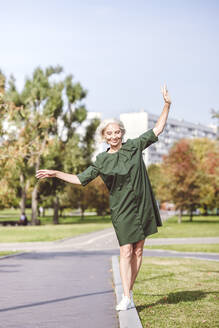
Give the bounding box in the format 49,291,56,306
111,255,143,328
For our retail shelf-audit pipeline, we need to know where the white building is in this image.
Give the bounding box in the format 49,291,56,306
120,111,217,166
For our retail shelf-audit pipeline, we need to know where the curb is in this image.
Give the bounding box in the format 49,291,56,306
111,255,143,328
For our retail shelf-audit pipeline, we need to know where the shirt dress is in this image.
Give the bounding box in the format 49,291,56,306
77,128,162,246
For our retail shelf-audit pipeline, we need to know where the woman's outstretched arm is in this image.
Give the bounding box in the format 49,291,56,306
35,170,81,185
153,84,171,137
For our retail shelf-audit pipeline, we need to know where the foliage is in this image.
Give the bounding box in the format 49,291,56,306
0,66,99,224
64,176,109,218
153,138,219,221
87,177,109,215
191,138,219,212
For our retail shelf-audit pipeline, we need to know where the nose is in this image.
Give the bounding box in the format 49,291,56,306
112,131,119,138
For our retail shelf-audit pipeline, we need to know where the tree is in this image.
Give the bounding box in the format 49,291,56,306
38,92,100,223
88,177,109,216
65,184,91,219
1,66,96,224
159,139,200,222
190,138,219,215
157,137,219,222
65,176,109,218
2,67,64,223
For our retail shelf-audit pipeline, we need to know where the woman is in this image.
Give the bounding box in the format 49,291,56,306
36,84,171,311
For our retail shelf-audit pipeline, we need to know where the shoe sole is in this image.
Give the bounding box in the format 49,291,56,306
116,304,132,311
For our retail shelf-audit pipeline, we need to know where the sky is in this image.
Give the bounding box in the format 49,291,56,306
1,0,219,126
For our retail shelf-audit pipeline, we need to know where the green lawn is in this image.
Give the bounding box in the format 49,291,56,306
0,221,112,243
148,215,219,239
0,212,218,243
145,244,219,253
0,210,113,243
0,251,19,257
134,257,219,328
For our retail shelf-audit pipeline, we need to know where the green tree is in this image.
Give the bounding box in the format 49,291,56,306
88,177,109,216
65,176,109,218
1,66,96,224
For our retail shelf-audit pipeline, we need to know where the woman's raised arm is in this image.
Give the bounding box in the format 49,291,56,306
35,170,81,185
153,84,171,137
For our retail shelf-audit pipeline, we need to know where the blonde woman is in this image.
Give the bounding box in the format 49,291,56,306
36,84,171,311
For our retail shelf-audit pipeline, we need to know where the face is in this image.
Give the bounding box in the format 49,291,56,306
103,123,123,147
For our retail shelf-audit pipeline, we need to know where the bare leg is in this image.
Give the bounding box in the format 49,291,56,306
130,239,145,290
119,244,133,298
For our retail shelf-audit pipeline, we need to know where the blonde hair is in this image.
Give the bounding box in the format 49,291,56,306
96,118,126,142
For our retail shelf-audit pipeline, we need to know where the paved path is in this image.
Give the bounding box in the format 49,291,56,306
0,250,118,328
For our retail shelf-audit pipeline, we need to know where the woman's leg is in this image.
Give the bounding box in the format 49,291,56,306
130,239,145,291
119,243,133,298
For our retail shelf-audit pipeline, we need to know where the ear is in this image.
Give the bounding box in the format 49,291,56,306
102,131,107,143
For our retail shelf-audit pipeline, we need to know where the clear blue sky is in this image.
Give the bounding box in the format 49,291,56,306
1,0,218,126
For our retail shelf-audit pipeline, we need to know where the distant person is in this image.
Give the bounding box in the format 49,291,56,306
36,84,171,311
18,212,28,226
39,206,44,217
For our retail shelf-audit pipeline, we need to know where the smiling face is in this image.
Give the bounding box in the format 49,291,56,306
103,123,123,148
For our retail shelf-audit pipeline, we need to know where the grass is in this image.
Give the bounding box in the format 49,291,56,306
148,215,219,239
0,211,218,243
0,251,19,257
134,257,219,328
145,244,219,253
0,221,112,243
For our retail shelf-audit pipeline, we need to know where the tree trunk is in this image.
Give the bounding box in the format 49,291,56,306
20,173,26,214
80,206,84,220
178,209,182,224
31,160,40,225
204,204,208,216
53,195,59,224
189,206,193,222
31,184,39,224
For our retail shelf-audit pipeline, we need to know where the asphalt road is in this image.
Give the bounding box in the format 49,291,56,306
0,250,118,328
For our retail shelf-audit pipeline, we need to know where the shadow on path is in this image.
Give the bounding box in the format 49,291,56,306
0,289,114,313
14,250,119,261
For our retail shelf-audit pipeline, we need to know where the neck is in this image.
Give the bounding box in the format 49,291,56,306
108,143,122,153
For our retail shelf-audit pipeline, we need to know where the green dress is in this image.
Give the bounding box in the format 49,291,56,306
77,129,162,246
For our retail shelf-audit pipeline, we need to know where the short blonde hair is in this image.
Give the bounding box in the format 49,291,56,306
96,118,126,142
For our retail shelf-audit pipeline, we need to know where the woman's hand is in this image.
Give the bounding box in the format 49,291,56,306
161,84,171,105
35,169,57,179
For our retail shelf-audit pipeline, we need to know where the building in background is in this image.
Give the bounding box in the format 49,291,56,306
120,111,217,166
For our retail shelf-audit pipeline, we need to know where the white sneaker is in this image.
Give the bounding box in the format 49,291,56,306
116,295,131,311
121,291,135,308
